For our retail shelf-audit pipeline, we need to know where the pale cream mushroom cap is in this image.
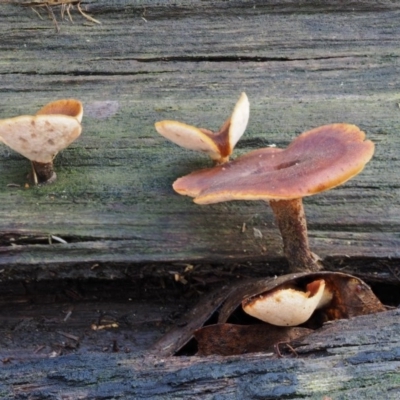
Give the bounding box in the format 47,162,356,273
155,92,249,162
228,91,250,151
0,114,82,163
36,99,84,123
242,279,331,326
155,120,222,161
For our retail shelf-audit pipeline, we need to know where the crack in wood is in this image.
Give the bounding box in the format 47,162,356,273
0,232,149,246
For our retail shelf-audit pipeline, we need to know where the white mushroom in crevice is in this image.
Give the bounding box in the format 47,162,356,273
155,92,249,164
0,99,83,184
242,279,333,326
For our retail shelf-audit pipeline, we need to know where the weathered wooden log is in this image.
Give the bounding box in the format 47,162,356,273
0,1,399,398
1,308,399,399
0,0,399,281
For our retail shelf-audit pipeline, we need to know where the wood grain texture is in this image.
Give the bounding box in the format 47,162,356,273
1,307,400,399
1,1,400,395
0,1,399,279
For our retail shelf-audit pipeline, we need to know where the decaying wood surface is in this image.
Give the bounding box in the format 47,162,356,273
0,0,399,281
2,307,400,399
1,1,400,398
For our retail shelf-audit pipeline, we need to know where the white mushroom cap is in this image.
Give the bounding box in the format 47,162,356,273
228,91,250,151
0,114,81,163
155,92,249,163
242,279,332,326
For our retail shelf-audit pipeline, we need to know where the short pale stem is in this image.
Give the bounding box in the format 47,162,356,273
269,198,322,272
31,161,57,185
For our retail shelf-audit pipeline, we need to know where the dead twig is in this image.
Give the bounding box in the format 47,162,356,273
386,263,400,283
274,341,298,358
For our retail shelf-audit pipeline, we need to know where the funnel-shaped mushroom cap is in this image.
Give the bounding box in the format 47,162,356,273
173,124,374,203
242,279,331,326
156,120,222,161
0,115,82,163
227,91,250,150
36,99,84,123
155,92,249,163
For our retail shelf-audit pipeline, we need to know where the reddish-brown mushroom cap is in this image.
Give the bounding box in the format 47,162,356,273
173,124,374,203
173,124,374,272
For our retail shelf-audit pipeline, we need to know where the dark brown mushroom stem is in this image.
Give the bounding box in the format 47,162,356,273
31,161,57,185
269,198,322,272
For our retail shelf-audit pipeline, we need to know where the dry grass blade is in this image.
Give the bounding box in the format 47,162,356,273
14,0,101,31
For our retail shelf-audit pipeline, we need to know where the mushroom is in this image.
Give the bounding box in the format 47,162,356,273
173,123,375,272
152,271,385,356
0,99,83,184
36,98,83,123
242,279,333,326
155,92,249,164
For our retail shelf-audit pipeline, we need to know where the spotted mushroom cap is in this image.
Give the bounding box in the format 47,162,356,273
0,100,83,164
0,115,81,164
173,124,375,203
155,92,249,163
